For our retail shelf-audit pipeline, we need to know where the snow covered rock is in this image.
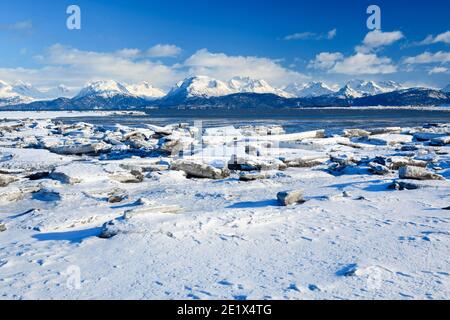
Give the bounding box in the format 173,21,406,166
109,170,144,184
387,156,428,170
49,142,111,155
124,204,183,219
277,189,305,206
342,129,370,138
368,127,402,135
0,173,17,187
228,155,286,171
398,166,444,181
50,163,107,184
0,186,40,203
0,223,5,232
430,136,450,146
282,156,328,168
171,160,230,179
368,134,412,146
239,172,269,181
413,132,446,142
368,162,390,175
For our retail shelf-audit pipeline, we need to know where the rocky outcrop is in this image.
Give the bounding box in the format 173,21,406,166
277,189,305,206
398,166,444,181
171,160,230,179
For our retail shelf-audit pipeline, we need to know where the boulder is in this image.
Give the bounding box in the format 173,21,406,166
171,160,230,179
398,166,444,181
368,134,412,146
277,189,305,206
239,172,269,181
228,155,286,171
413,132,446,142
0,173,18,187
283,156,328,168
124,204,183,219
0,223,6,232
387,156,428,170
368,162,390,175
430,136,450,146
368,127,402,135
49,142,111,155
110,170,144,183
342,129,370,138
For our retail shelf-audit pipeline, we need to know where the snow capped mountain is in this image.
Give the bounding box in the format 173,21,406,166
345,80,404,96
285,82,336,98
0,80,36,106
332,85,364,99
126,81,166,100
442,84,450,93
166,76,235,100
75,80,132,99
11,81,49,100
165,75,292,101
42,84,74,99
228,76,293,98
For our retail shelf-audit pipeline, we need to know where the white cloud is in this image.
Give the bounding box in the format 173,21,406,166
184,49,308,87
331,52,397,75
308,52,343,70
429,66,448,75
327,29,337,40
403,51,450,64
416,30,450,45
356,30,404,53
0,44,182,90
0,45,307,91
284,32,316,41
434,30,450,44
284,29,337,41
146,44,181,57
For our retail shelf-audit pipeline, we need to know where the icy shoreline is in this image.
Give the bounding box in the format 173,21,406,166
0,116,449,300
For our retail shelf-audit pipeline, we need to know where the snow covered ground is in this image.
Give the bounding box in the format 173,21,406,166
0,115,449,300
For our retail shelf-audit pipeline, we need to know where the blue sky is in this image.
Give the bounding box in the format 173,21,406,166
0,0,449,91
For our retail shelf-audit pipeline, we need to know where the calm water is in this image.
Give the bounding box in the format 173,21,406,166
60,108,450,133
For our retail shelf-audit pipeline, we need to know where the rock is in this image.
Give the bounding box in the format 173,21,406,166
277,189,305,206
342,129,370,138
49,142,111,155
108,194,127,203
110,170,144,183
430,136,450,146
0,223,6,232
228,155,286,171
98,220,121,239
388,180,421,190
0,186,40,203
368,162,390,175
398,166,444,181
400,145,419,152
330,154,357,166
368,127,402,135
50,163,107,184
26,172,50,181
171,160,230,179
387,156,428,170
283,156,328,168
443,206,450,210
413,132,446,142
124,204,183,219
239,172,269,181
368,134,412,146
0,173,18,187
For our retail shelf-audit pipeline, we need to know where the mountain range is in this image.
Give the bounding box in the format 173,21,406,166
1,77,449,110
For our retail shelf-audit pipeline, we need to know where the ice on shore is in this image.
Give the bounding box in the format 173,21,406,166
0,115,449,300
